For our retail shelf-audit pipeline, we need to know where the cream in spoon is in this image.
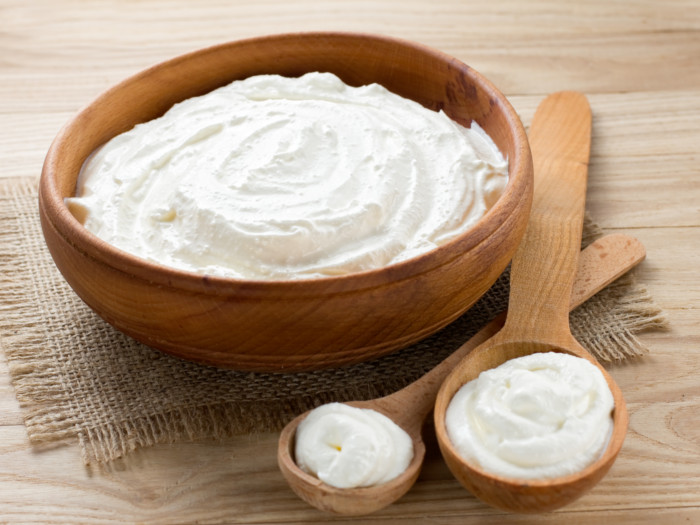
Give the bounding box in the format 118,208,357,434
445,352,614,480
294,403,413,488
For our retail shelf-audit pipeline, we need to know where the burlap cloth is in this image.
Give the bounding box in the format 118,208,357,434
0,178,667,464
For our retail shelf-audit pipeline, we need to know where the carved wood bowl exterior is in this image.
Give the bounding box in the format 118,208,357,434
39,32,533,371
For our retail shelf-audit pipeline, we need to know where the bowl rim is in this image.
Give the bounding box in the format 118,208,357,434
39,31,532,296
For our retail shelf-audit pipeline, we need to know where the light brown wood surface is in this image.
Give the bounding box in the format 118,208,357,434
1,0,699,523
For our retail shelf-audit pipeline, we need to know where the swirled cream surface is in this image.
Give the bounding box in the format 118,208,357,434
294,403,413,488
66,72,508,280
445,352,614,480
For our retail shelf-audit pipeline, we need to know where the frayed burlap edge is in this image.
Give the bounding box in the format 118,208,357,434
0,178,80,448
574,214,668,361
571,272,668,361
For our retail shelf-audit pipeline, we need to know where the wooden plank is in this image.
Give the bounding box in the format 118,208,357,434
509,92,700,229
0,358,24,426
1,0,700,97
608,227,700,309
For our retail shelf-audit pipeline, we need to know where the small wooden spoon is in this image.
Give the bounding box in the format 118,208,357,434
278,230,643,514
434,91,628,513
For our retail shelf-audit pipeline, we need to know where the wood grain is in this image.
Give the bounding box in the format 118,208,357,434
1,0,699,522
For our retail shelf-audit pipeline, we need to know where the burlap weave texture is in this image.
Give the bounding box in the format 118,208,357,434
0,178,667,464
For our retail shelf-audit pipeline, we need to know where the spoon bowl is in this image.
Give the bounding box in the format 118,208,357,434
278,397,427,515
434,340,629,513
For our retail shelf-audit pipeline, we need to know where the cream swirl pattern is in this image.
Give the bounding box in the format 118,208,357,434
67,72,508,280
294,403,413,488
446,352,615,480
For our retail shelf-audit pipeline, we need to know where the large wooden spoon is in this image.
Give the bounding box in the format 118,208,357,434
434,91,628,513
278,230,643,515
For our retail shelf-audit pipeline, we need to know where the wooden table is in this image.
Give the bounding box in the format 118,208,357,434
2,1,699,523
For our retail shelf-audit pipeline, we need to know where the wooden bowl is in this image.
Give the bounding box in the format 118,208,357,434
39,32,533,372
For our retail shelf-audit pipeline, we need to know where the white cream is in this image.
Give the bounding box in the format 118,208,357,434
66,72,508,280
445,352,614,480
294,403,413,488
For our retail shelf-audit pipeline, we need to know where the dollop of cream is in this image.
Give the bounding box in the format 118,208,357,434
294,402,413,488
445,352,614,480
67,72,508,280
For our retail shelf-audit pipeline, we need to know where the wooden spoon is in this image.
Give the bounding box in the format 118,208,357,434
434,91,628,513
278,229,643,515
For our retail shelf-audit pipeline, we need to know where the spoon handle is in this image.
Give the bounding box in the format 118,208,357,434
500,91,592,345
379,233,644,426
